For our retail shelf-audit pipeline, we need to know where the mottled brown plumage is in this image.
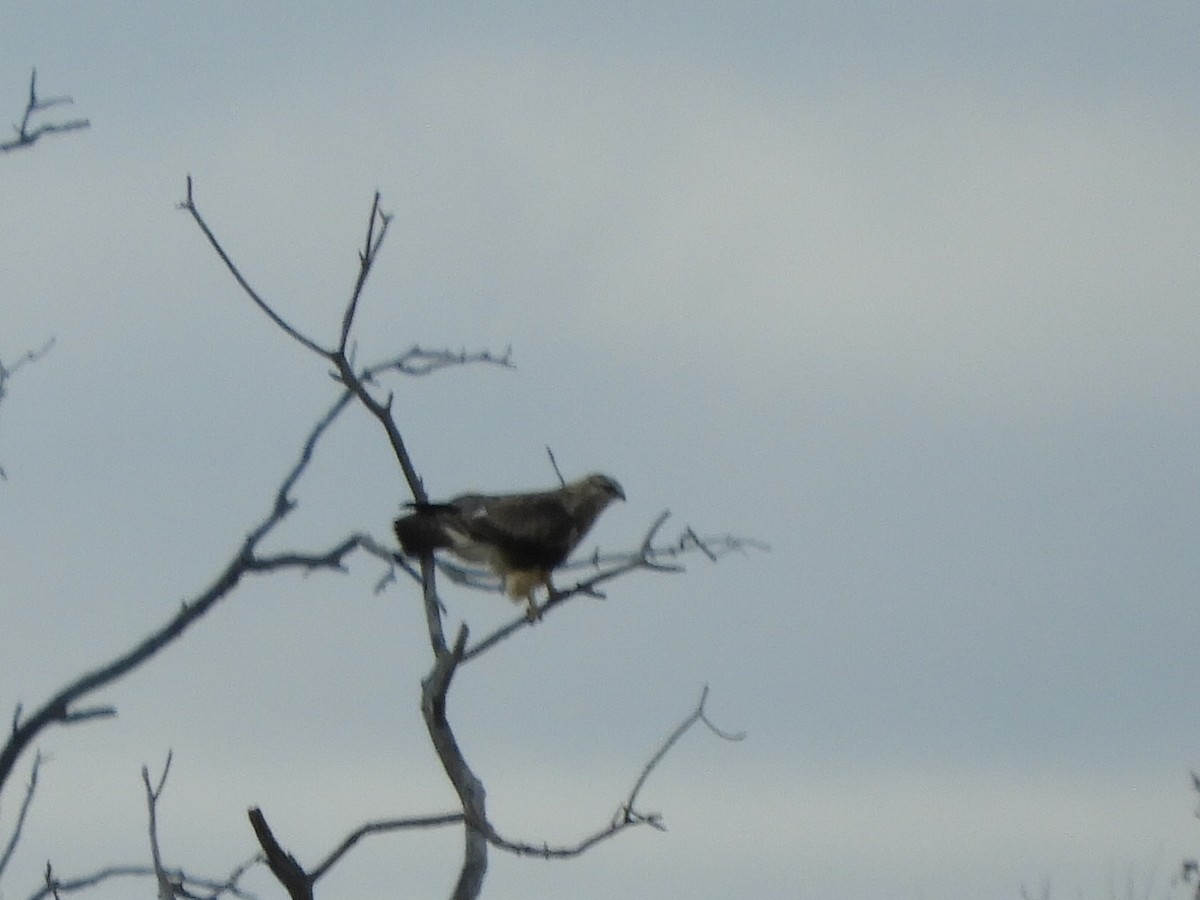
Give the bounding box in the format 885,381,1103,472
394,473,625,620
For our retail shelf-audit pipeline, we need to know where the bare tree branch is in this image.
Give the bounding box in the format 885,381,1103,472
246,535,364,574
0,337,55,480
247,690,742,888
419,554,450,656
0,752,41,878
248,808,312,900
419,522,762,605
309,813,464,883
179,177,328,357
337,191,392,354
461,512,721,661
205,853,264,900
625,685,745,803
41,862,61,900
420,626,488,900
0,337,55,402
247,806,467,897
0,391,359,803
251,686,742,874
141,752,175,900
180,177,432,500
482,686,744,859
365,345,513,378
1,70,89,153
31,861,259,900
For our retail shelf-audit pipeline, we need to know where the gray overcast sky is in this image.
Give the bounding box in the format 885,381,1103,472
2,3,1199,899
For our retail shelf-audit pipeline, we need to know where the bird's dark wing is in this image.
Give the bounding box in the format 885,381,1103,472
452,491,580,570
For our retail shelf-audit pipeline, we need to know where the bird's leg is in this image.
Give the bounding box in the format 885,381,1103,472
524,595,542,622
524,572,558,622
510,570,555,622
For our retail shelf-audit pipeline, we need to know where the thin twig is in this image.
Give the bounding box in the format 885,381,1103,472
1,70,89,153
309,813,464,882
0,752,42,878
179,177,329,357
0,337,55,397
141,752,175,900
31,862,260,900
355,533,418,593
482,686,744,859
545,446,566,487
338,192,391,354
682,526,718,562
625,686,745,808
247,535,364,574
463,511,684,661
364,345,513,378
42,861,61,900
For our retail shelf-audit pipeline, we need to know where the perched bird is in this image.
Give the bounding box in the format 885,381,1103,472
394,473,625,620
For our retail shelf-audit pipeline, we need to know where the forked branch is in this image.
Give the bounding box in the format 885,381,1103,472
141,753,174,900
248,688,739,892
181,177,512,509
310,813,464,883
31,861,258,900
0,338,55,403
482,686,744,858
461,512,764,662
248,805,466,897
0,392,360,804
338,191,392,353
33,778,260,900
1,70,89,153
1,70,88,153
251,686,744,882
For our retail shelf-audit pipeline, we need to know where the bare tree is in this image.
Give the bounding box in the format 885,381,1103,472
1,69,89,154
0,177,757,900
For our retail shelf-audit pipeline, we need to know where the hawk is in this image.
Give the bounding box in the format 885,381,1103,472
393,473,625,620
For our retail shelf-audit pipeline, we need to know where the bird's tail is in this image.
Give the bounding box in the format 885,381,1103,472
393,510,452,556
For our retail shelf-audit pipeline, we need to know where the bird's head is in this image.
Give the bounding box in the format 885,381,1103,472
581,472,625,503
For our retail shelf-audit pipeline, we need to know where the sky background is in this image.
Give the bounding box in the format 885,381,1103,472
2,3,1199,899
